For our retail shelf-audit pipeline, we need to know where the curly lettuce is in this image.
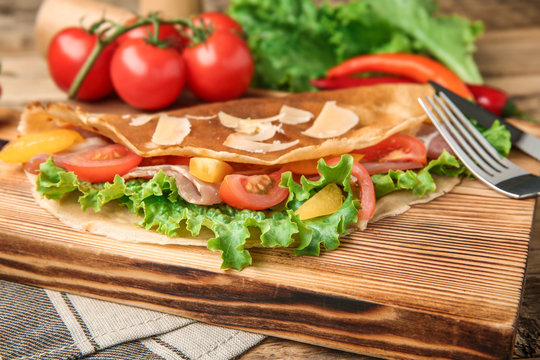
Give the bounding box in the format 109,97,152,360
228,0,483,92
35,118,510,271
36,156,362,270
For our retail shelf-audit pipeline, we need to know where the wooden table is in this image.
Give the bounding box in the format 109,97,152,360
0,1,539,359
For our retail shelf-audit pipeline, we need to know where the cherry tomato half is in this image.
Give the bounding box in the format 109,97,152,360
325,158,375,221
110,38,186,110
219,169,288,210
183,30,253,102
61,144,142,183
47,27,116,100
354,134,427,164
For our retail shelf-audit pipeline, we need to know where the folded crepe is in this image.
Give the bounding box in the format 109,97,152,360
18,84,460,259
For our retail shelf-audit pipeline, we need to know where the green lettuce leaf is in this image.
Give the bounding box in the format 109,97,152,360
476,119,512,157
228,0,483,91
281,155,361,256
371,150,464,198
36,156,360,270
361,0,483,83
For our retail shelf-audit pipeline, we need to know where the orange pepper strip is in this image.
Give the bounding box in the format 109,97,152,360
326,53,473,99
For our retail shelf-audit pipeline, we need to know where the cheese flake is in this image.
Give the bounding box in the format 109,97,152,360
151,115,191,146
235,122,279,141
218,111,242,128
185,114,217,120
279,105,313,124
224,135,299,153
302,101,358,139
129,114,155,126
218,111,284,134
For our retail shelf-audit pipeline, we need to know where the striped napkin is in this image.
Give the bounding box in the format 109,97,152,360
0,280,265,360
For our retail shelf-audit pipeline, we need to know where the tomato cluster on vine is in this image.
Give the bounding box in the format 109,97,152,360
47,12,254,110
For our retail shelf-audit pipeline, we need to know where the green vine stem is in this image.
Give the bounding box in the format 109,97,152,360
67,14,197,99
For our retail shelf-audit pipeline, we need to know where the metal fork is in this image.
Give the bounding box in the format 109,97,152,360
418,93,540,199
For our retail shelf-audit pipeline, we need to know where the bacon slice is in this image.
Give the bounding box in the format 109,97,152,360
415,123,454,159
123,165,222,206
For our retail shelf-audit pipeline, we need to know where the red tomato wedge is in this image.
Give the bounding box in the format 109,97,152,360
353,134,427,175
219,169,288,211
61,144,142,183
354,134,427,163
325,158,375,221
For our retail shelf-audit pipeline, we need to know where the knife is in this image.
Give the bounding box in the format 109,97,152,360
429,80,540,162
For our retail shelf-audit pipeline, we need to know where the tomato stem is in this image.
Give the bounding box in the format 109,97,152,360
67,13,194,99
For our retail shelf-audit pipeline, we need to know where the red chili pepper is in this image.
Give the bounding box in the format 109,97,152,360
466,83,508,116
310,76,417,90
326,53,473,99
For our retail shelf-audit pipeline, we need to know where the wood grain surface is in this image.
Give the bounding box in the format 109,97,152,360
1,0,539,359
0,105,538,359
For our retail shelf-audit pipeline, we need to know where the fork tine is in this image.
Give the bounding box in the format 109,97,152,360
419,94,538,199
431,94,507,174
418,97,494,180
438,92,510,170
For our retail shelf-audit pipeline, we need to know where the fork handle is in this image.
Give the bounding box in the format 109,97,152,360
496,174,540,199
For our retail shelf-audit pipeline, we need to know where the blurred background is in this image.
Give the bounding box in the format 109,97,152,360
1,0,540,54
0,0,538,117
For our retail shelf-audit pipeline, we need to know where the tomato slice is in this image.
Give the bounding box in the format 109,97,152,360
325,158,375,221
353,134,427,164
219,170,289,210
62,144,142,183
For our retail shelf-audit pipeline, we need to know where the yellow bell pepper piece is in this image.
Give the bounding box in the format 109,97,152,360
295,183,343,220
0,129,84,163
189,157,234,183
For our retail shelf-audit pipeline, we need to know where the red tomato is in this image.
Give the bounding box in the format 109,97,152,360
110,38,186,110
354,134,427,164
47,27,116,100
62,144,142,183
119,18,187,52
183,30,253,102
325,158,375,221
191,12,243,35
219,170,288,210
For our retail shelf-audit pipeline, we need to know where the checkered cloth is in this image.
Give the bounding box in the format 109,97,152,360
0,280,265,360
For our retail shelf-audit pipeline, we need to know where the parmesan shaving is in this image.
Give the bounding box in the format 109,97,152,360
235,122,279,141
224,135,299,153
219,111,243,128
129,114,155,126
302,101,358,139
279,105,313,124
218,111,284,133
151,115,191,146
185,114,217,120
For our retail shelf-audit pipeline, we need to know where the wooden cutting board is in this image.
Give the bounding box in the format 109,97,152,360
0,112,538,360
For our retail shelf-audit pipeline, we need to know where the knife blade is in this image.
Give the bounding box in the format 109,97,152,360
429,80,540,162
